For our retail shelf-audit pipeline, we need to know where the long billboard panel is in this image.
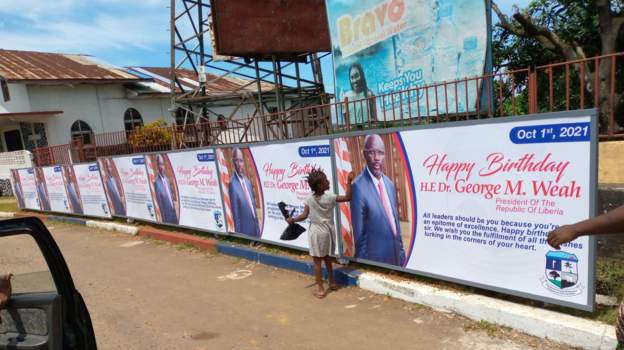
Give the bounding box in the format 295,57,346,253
13,110,596,311
41,166,71,214
11,168,40,211
72,163,111,218
99,156,156,222
334,112,595,310
216,140,335,249
145,150,227,233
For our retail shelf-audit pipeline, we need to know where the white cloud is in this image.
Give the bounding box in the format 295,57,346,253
0,0,169,55
0,15,169,53
0,0,79,21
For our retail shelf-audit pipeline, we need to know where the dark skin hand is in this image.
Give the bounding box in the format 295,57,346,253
0,273,12,309
547,205,624,249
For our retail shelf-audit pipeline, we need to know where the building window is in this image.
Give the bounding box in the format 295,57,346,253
0,77,9,102
70,120,93,145
175,108,195,125
124,108,144,131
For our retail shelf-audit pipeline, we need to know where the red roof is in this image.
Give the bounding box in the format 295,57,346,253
0,49,142,83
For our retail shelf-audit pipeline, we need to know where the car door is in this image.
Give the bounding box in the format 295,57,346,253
0,217,96,350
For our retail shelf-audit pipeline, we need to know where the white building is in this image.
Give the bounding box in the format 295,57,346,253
0,49,275,153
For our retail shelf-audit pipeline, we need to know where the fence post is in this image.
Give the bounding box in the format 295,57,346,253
528,67,538,114
344,97,350,131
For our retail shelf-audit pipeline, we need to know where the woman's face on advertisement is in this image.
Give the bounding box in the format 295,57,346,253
349,66,363,92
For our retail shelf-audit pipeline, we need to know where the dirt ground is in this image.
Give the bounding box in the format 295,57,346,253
0,221,578,350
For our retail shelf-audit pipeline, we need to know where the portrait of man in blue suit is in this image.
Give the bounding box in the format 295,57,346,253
350,134,406,266
228,148,260,237
11,171,25,209
64,167,83,215
153,154,178,224
35,168,51,211
102,159,126,217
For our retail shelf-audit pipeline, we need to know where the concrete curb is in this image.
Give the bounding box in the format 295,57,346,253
86,220,138,236
357,272,617,350
137,226,215,250
47,215,88,225
0,210,617,349
0,211,14,218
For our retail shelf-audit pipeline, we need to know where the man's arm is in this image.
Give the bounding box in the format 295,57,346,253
548,205,624,249
228,183,241,232
350,185,367,258
336,172,355,203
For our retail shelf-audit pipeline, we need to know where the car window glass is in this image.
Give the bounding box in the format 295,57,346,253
0,234,56,294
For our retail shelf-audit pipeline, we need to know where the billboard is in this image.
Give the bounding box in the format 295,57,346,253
335,111,596,310
71,163,111,218
326,0,489,123
215,147,264,239
33,167,51,211
145,150,227,233
99,156,156,222
216,140,334,249
41,166,71,214
10,169,25,209
60,165,84,215
13,109,597,311
210,0,331,57
334,133,414,264
12,168,40,211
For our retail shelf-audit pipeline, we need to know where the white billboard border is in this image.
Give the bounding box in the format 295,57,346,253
328,108,598,312
69,161,113,220
139,149,229,236
95,154,158,224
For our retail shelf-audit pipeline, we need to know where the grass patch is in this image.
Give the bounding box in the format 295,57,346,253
542,302,619,325
463,320,512,338
175,243,199,252
596,306,619,325
144,237,166,246
596,257,624,298
0,201,18,212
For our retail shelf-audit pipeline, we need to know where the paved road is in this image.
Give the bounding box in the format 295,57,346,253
0,222,574,350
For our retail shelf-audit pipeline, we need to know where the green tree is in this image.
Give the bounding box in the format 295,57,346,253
493,0,624,131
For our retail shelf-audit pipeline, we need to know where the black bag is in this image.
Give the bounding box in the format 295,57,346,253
278,201,306,241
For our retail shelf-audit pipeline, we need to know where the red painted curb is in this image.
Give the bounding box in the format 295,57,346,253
14,212,48,221
138,226,218,252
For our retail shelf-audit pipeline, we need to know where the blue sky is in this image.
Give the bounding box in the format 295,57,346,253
0,0,530,92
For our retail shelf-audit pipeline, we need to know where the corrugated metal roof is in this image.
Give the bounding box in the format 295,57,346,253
129,67,274,95
0,49,142,82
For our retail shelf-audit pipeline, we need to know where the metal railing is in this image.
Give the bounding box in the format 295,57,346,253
32,53,624,166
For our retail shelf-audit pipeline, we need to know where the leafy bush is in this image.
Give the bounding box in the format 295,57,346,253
128,119,172,149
